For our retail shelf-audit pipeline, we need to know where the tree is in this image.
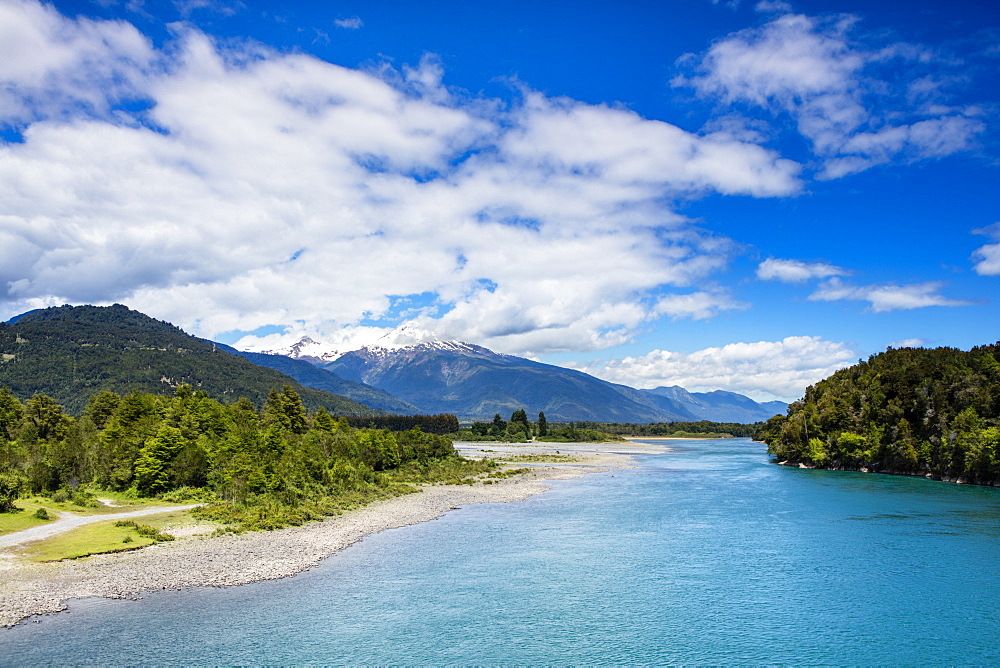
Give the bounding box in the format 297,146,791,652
24,394,71,442
134,425,186,495
262,386,308,434
491,413,507,436
84,391,120,430
0,469,27,512
0,387,23,442
508,409,530,437
537,411,548,437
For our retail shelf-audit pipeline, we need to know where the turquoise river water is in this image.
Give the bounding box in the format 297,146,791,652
1,438,999,665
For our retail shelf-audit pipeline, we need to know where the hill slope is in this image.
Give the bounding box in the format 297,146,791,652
216,344,419,414
759,344,1000,484
0,305,377,415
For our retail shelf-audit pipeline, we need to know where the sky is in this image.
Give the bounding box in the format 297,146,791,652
0,0,998,402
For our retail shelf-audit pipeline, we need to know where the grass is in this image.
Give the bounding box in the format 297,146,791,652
0,503,53,535
17,521,160,562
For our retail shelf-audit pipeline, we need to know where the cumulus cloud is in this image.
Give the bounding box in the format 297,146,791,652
0,0,155,126
809,278,972,312
569,335,856,401
675,12,985,177
971,223,1000,276
756,257,849,283
0,2,803,357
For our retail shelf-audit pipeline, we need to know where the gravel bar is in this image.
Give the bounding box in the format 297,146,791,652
0,442,664,628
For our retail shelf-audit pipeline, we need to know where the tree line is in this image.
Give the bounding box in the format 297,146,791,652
759,344,1000,485
571,420,762,438
458,410,621,442
338,413,460,435
0,384,489,530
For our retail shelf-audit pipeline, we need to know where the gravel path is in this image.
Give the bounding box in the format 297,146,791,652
0,505,203,550
0,442,665,628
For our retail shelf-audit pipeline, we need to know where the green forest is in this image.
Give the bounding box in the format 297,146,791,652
0,384,493,531
759,343,1000,485
571,420,761,438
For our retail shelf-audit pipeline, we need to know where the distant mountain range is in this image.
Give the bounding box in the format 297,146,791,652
255,337,788,423
1,305,787,423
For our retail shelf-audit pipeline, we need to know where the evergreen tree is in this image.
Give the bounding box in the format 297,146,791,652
491,413,507,435
0,386,23,442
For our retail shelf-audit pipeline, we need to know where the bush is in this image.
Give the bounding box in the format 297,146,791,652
33,507,50,520
71,489,99,508
113,520,175,542
0,470,27,512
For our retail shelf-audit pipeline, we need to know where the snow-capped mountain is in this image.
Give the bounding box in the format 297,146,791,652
258,336,347,364
309,340,787,423
257,327,475,364
250,334,787,423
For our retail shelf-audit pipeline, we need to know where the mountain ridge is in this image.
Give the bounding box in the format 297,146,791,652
0,305,379,416
266,336,787,423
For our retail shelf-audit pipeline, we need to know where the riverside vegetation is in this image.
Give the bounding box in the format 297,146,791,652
0,383,496,539
759,343,1000,485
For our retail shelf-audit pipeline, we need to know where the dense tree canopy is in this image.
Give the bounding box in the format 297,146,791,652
759,344,1000,485
0,384,470,530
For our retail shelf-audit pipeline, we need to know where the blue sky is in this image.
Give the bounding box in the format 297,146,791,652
1,0,997,401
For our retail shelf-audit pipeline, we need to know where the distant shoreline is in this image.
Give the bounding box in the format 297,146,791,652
0,441,667,628
622,435,734,441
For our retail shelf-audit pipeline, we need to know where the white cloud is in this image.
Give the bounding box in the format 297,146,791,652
334,16,363,29
0,0,154,125
653,291,749,320
0,2,804,358
809,278,972,312
971,223,1000,276
756,257,848,282
676,12,985,177
889,338,928,348
569,335,856,402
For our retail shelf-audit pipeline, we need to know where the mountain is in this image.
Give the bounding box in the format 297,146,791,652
0,304,378,416
299,339,785,423
639,386,789,424
215,343,419,414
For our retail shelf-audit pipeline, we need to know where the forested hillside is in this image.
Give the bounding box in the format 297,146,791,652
759,344,1000,485
0,305,375,416
0,385,486,530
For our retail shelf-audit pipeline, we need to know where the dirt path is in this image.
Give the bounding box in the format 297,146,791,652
0,504,203,550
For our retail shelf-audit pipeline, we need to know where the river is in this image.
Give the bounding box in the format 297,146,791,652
1,438,998,664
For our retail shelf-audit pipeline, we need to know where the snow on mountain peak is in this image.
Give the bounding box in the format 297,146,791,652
258,336,347,362
255,327,494,363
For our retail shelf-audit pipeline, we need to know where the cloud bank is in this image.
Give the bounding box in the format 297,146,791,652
0,0,802,358
570,335,856,402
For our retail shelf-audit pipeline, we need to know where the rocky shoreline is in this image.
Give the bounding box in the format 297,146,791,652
1,442,658,628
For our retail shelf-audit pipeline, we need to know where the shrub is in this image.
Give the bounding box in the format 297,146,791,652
113,520,175,542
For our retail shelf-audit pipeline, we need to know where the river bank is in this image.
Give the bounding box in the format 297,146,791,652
0,441,662,628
